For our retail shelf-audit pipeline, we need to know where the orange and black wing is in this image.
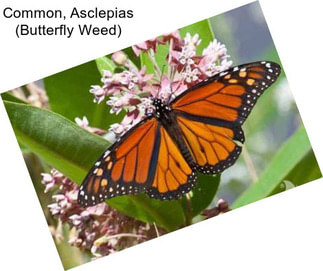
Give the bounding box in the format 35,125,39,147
146,126,196,200
176,116,242,174
172,61,281,173
172,61,281,126
78,117,161,206
78,117,197,206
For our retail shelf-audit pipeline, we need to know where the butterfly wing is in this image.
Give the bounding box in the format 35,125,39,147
172,61,281,173
176,116,243,174
78,117,197,206
146,126,196,200
78,117,161,206
172,61,281,125
79,61,280,204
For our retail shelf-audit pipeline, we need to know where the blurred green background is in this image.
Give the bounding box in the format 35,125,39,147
207,2,321,207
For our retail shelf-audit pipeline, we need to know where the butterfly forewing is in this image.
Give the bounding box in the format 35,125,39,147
172,61,281,125
78,117,161,206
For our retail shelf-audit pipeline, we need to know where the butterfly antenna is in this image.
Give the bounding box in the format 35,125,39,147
167,67,176,104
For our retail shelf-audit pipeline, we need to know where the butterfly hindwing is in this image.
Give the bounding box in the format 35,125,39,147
78,117,161,206
146,126,197,200
176,116,242,174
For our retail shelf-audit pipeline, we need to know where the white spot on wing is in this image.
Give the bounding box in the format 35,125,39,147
103,150,111,158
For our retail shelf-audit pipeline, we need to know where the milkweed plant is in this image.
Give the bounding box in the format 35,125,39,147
40,30,232,259
91,31,232,137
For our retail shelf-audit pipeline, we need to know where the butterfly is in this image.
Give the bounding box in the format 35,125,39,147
78,61,281,207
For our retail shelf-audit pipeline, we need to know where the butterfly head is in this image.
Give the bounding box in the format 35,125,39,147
152,98,172,119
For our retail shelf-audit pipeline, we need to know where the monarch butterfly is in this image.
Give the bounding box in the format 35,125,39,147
78,61,281,207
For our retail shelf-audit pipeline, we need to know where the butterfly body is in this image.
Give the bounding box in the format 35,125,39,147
78,61,281,207
150,98,196,168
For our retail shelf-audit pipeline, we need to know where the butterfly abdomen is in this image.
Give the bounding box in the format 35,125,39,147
152,99,196,169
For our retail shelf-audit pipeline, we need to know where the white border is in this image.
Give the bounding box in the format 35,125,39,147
1,0,323,270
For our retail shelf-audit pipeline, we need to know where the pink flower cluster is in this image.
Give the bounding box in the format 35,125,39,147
90,30,232,137
42,117,165,258
42,168,162,259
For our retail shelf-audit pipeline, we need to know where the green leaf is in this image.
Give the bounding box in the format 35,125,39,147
4,101,109,182
285,150,322,185
3,101,185,231
140,43,170,74
108,195,185,231
95,56,116,76
189,174,221,217
269,150,322,196
43,61,122,130
232,126,321,209
1,93,30,152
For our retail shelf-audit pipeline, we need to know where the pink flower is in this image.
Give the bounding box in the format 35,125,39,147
171,80,189,97
109,123,131,137
134,67,154,91
139,97,155,115
48,194,70,216
106,92,136,114
132,38,163,56
75,116,106,135
90,85,107,104
196,39,233,77
202,39,229,62
160,30,183,48
181,65,201,84
169,33,200,67
155,75,172,101
151,75,186,102
109,109,142,137
41,169,64,193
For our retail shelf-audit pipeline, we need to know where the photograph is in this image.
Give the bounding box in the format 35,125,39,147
1,2,321,269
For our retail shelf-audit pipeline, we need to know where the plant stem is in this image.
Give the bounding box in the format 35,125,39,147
184,193,193,226
242,146,258,183
104,233,146,240
153,222,160,237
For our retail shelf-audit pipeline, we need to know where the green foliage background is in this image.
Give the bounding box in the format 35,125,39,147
1,3,321,269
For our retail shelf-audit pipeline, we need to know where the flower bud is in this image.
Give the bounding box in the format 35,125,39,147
112,51,128,66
